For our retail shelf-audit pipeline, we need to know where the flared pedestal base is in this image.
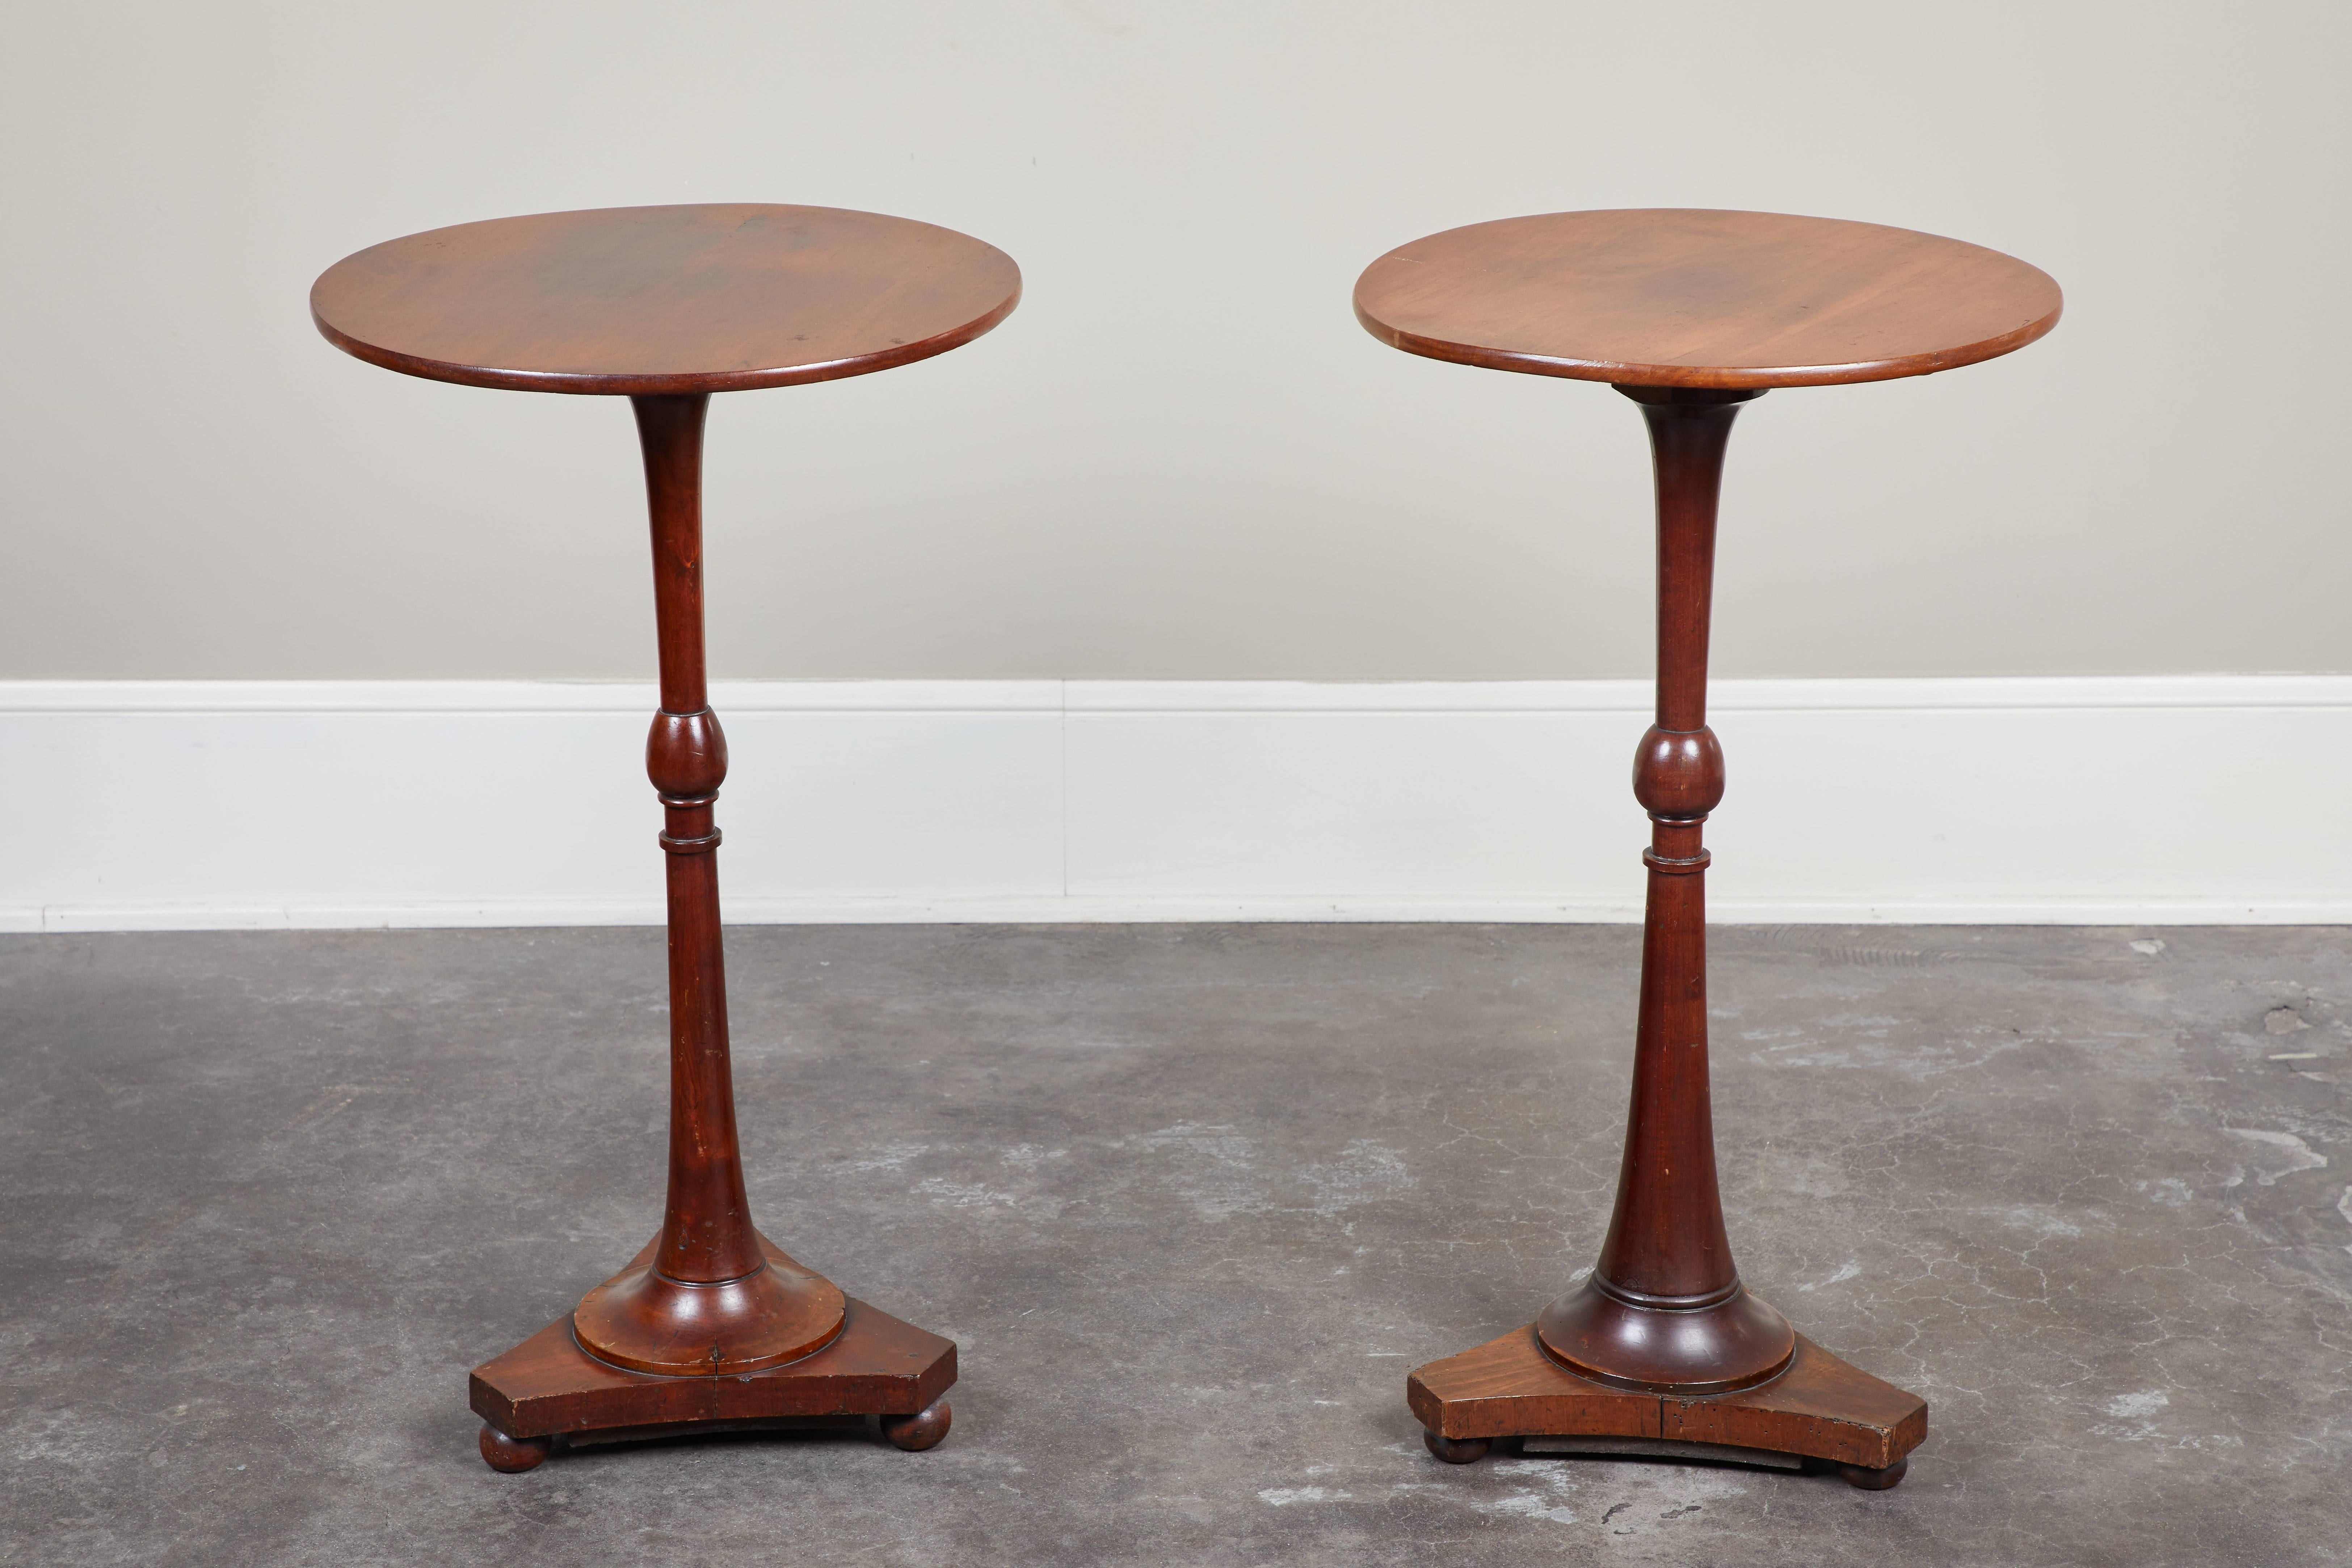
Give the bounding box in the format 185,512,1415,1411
1408,1322,1926,1488
572,1239,847,1376
1536,1277,1795,1393
470,1237,955,1471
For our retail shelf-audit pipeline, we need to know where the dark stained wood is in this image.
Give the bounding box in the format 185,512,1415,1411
1355,209,2060,388
472,1300,952,1439
472,1277,956,1448
315,202,1011,1466
1835,1458,1910,1489
1421,1431,1492,1465
477,1424,551,1474
1407,1321,1663,1443
312,204,1021,395
1408,1327,1927,1485
565,391,851,1379
879,1398,954,1453
1360,207,2059,1484
1535,385,1795,1395
473,1235,955,1443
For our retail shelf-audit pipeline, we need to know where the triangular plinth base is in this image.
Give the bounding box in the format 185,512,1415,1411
468,1236,955,1470
1408,1323,1925,1483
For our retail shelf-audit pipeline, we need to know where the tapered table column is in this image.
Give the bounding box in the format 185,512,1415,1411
1354,208,2061,1487
312,203,1021,1470
564,391,849,1380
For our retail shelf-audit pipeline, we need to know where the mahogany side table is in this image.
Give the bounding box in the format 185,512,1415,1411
312,204,1020,1472
1354,209,2060,1488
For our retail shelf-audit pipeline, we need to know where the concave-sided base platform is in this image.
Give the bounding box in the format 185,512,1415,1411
470,1236,955,1471
1408,1323,1926,1487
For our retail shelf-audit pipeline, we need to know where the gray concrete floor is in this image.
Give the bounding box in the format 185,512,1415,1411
2,924,2347,1567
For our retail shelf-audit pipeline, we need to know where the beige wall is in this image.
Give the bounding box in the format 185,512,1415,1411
3,2,2343,681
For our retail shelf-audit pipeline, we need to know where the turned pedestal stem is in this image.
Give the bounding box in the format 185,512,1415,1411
1356,210,2057,1482
570,393,847,1376
636,392,759,1283
630,390,771,1287
313,204,1014,1462
1534,386,1796,1393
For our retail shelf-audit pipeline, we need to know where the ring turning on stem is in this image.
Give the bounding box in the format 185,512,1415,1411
1535,385,1795,1394
570,393,846,1376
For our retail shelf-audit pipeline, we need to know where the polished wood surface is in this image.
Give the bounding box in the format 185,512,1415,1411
314,203,1011,1466
1409,1326,1925,1485
312,204,1021,395
1354,209,2060,388
564,391,852,1379
472,1240,956,1470
1361,208,2059,1487
1533,386,1796,1394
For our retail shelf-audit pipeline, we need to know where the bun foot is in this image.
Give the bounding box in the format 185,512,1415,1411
1422,1428,1491,1464
479,1422,551,1472
1833,1457,1908,1490
880,1398,951,1452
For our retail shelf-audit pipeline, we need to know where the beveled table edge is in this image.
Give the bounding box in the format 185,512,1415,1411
308,205,1023,396
1351,208,2063,389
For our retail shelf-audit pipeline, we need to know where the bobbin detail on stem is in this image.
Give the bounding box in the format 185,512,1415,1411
1534,384,1795,1395
310,202,1011,1469
1350,207,2050,1488
568,393,849,1379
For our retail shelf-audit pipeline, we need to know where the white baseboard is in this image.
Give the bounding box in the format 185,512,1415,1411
7,677,2349,931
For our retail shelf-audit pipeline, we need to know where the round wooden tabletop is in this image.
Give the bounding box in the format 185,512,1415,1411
312,204,1021,395
1354,209,2059,389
